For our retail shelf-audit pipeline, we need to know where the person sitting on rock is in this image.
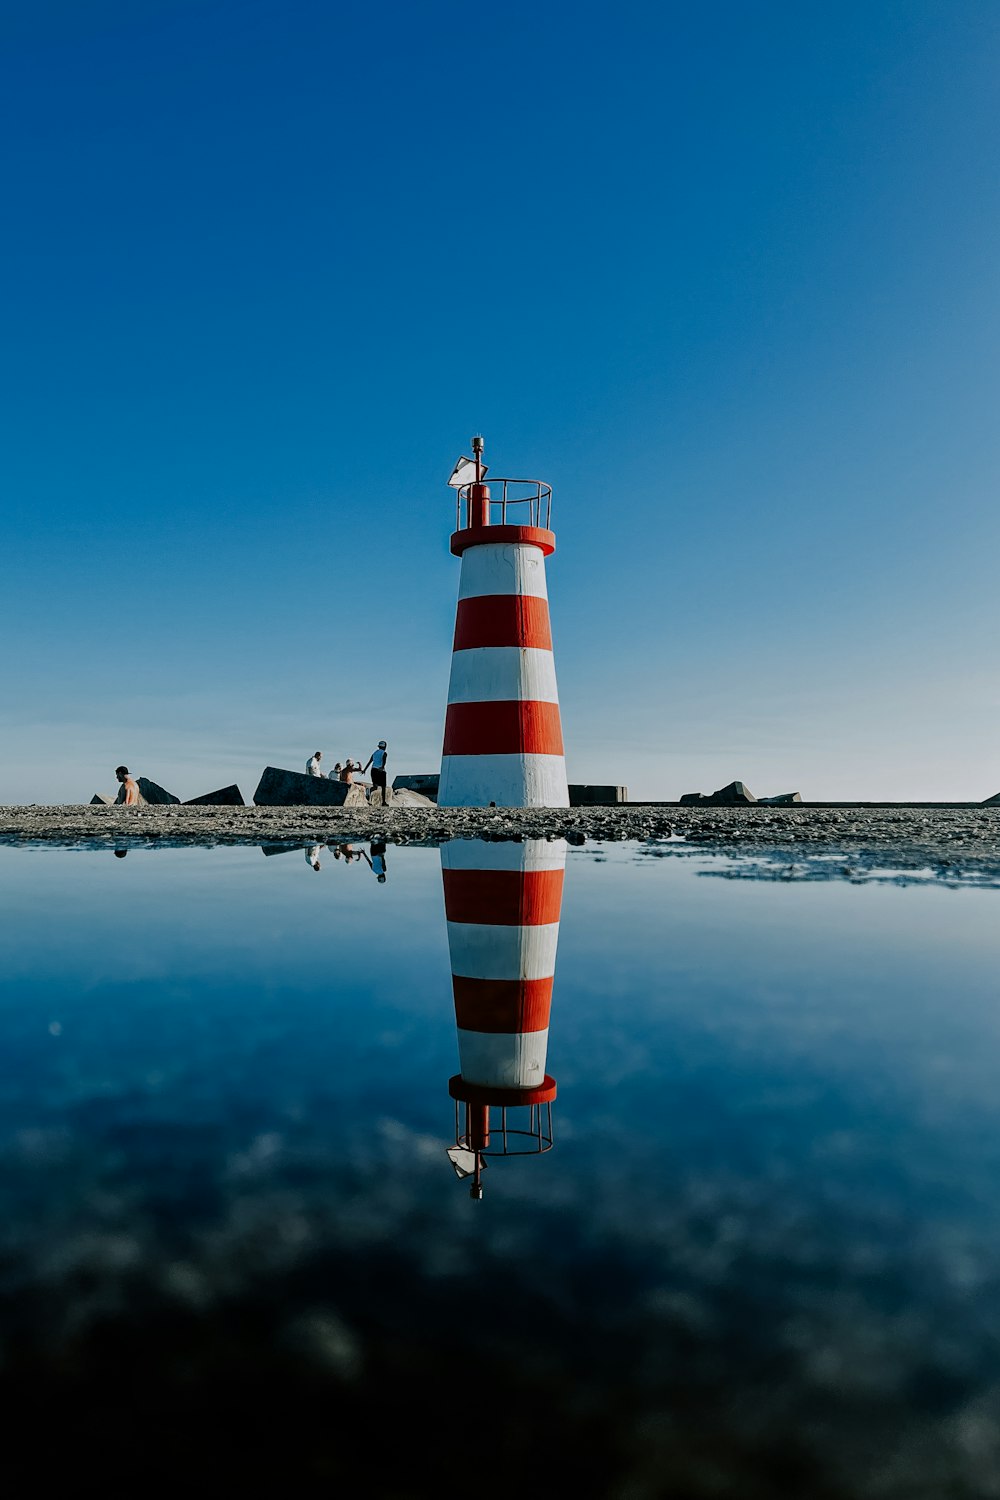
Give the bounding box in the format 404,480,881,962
306,751,325,778
115,766,140,806
339,759,361,784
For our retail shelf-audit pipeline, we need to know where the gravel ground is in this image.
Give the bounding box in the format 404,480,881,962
2,803,999,886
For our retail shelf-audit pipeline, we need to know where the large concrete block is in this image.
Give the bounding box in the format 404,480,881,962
568,784,628,806
392,774,439,801
114,777,180,805
389,787,435,808
983,792,1000,806
90,794,115,805
680,782,757,807
253,766,369,807
758,792,803,806
184,785,245,806
712,780,756,805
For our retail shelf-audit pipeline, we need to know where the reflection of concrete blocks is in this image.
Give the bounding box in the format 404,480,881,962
568,785,628,806
253,766,368,807
90,794,115,805
392,774,439,801
184,785,245,806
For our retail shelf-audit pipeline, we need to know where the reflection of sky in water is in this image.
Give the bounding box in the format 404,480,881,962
1,842,1000,1493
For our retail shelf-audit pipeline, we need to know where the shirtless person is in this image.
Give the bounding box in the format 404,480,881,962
339,759,361,784
115,766,140,805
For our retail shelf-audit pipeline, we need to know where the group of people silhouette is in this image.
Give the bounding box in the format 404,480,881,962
306,741,389,801
305,840,387,881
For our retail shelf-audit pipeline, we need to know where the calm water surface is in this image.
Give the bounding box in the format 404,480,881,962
1,839,999,1496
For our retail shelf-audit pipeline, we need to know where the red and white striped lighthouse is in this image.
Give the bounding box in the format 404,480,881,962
438,436,569,808
442,835,566,1198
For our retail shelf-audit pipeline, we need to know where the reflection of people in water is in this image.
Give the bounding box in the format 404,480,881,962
113,848,128,859
334,843,360,864
305,844,323,871
361,841,387,883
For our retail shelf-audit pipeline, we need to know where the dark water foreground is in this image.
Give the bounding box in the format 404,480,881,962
1,840,999,1495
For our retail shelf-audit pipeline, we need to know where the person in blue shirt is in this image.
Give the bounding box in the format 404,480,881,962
362,841,387,884
363,741,388,803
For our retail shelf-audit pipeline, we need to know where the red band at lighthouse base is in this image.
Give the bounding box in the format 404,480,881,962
443,700,565,757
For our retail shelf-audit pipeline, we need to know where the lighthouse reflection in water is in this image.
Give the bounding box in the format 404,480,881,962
441,837,565,1198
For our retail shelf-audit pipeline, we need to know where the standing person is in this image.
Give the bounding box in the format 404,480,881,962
363,741,388,802
115,766,140,805
306,751,325,777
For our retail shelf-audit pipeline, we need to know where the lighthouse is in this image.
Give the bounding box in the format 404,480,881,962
439,436,569,808
441,835,565,1198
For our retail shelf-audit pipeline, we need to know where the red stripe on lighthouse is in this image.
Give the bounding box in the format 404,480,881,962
443,701,565,757
453,595,553,651
443,868,565,926
452,976,553,1033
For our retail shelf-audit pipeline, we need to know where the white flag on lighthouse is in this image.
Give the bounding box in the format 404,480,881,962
448,456,488,487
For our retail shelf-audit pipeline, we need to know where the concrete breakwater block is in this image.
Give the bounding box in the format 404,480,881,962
184,785,245,806
90,794,115,805
758,792,803,806
568,785,628,806
389,787,435,808
393,774,440,801
390,774,626,808
681,781,757,807
983,793,1000,806
114,777,180,806
253,766,368,807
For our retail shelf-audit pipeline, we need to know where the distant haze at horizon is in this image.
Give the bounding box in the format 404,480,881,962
2,1,997,806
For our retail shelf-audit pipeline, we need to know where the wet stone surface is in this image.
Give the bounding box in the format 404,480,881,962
1,804,998,886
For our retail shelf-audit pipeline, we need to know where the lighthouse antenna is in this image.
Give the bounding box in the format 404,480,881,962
472,433,485,484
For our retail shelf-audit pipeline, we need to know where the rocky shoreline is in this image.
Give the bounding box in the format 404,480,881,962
1,803,999,884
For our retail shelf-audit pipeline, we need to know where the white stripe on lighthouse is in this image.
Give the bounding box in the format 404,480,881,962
446,646,559,706
446,921,561,981
457,543,549,601
456,1029,550,1088
439,753,570,808
441,838,568,872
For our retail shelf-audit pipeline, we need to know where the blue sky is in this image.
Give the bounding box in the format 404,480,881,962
2,0,997,803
